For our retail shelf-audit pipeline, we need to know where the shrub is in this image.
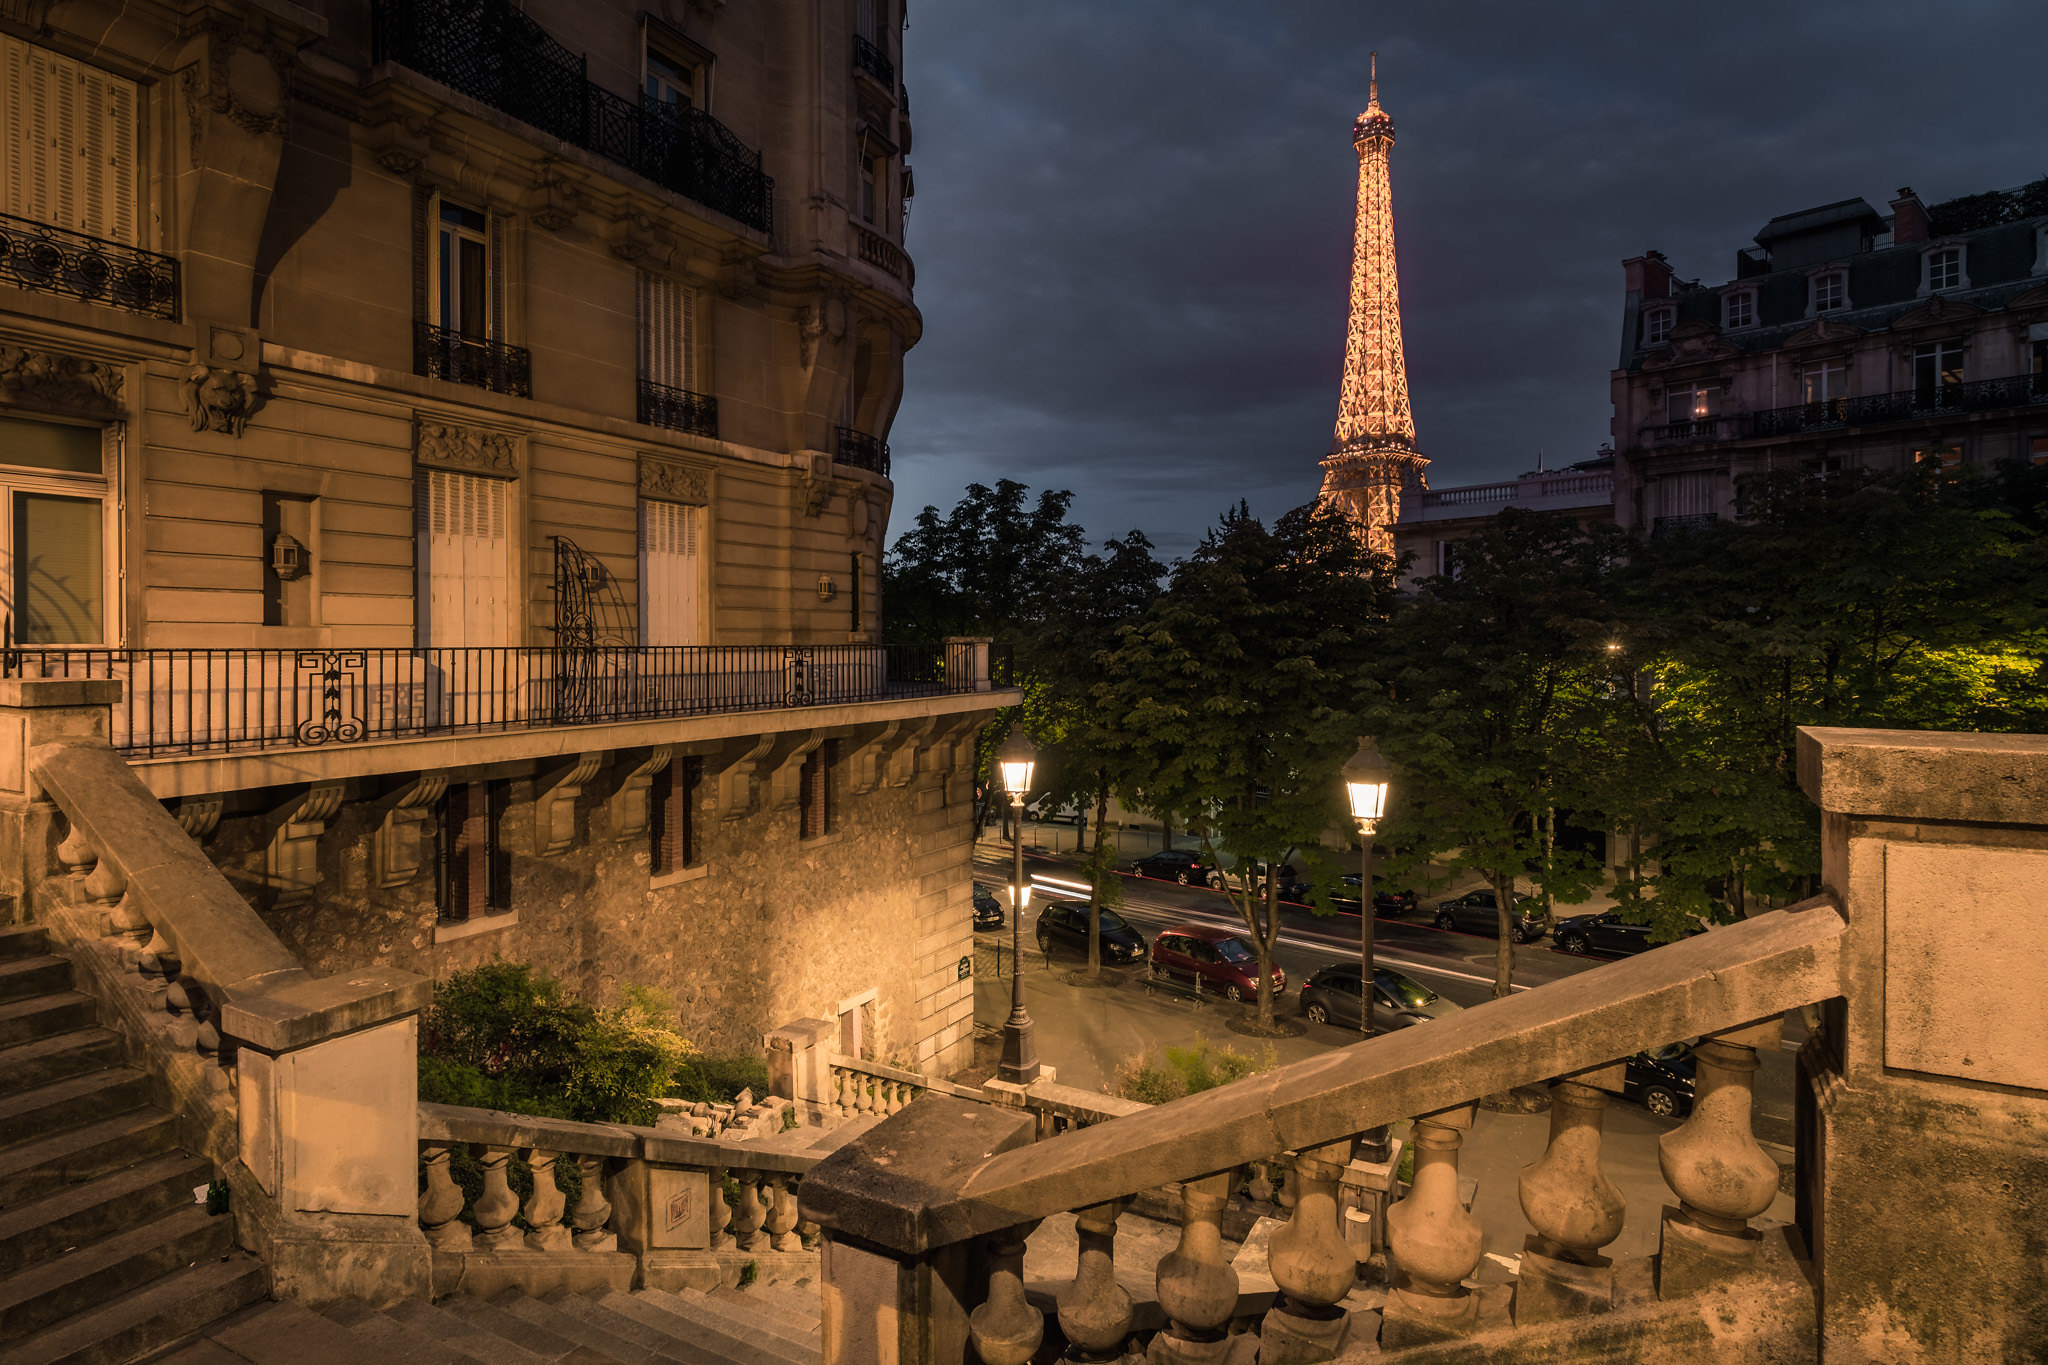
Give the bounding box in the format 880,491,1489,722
671,1053,772,1106
1112,1037,1276,1104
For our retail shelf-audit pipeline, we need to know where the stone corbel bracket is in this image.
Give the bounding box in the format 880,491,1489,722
847,721,903,796
611,210,673,268
530,158,584,232
173,795,224,843
535,753,604,857
937,720,982,806
715,734,776,822
609,746,674,842
264,781,345,910
769,731,829,812
370,771,450,889
887,716,940,788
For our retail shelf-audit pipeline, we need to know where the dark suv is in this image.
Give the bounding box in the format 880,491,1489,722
972,881,1004,931
1281,873,1417,918
1130,849,1211,886
1622,1043,1696,1117
1035,899,1148,964
1149,925,1284,1001
1433,889,1546,943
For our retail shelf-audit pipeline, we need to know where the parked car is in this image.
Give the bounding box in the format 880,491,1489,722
1280,873,1418,918
1148,926,1284,1001
1554,910,1706,958
1298,964,1463,1031
1130,849,1212,886
1622,1042,1697,1117
1035,899,1148,964
1024,797,1083,825
1432,889,1547,943
972,881,1005,931
1223,860,1298,894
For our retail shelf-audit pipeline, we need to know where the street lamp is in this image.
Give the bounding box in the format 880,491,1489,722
1344,738,1392,1162
996,727,1040,1085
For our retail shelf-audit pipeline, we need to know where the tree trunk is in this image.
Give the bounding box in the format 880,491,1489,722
1257,874,1282,1028
1161,816,1173,852
1490,874,1517,1000
1087,773,1110,979
1540,802,1556,934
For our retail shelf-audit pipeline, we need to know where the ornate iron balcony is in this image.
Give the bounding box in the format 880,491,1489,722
834,425,891,477
374,0,774,235
852,34,896,90
1651,513,1719,539
0,212,179,321
415,322,532,398
854,225,908,282
638,378,718,438
1746,374,2048,439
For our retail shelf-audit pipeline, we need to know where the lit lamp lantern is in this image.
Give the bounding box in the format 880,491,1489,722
1344,737,1394,1165
1344,741,1391,829
997,730,1037,799
996,727,1039,1084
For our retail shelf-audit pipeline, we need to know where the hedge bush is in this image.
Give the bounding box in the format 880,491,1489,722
1112,1037,1277,1104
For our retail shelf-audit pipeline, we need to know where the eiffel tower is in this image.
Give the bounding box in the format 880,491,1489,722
1318,53,1428,556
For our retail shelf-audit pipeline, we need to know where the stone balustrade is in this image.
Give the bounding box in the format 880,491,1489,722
827,1052,931,1118
417,1101,822,1296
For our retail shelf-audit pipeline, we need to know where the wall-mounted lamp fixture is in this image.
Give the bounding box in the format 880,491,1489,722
271,531,309,581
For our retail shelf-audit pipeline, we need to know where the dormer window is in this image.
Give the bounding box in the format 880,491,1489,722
1812,272,1846,313
1922,246,1965,294
1724,291,1755,329
1644,307,1674,345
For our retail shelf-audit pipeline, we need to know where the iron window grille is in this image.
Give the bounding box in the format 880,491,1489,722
833,425,890,477
415,321,532,397
852,34,895,90
638,378,719,437
0,211,178,320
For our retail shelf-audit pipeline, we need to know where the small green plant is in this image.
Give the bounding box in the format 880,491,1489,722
738,1261,759,1288
671,1053,772,1106
1398,1144,1414,1188
781,1106,800,1132
1111,1036,1277,1104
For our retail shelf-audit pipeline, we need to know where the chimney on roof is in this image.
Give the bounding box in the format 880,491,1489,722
1891,187,1930,245
1624,250,1672,301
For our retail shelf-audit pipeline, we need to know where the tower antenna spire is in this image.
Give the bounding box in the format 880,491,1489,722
1369,50,1378,107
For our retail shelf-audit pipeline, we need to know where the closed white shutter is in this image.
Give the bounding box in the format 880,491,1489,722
1659,471,1719,519
640,498,702,646
0,36,139,243
637,272,696,391
417,469,510,647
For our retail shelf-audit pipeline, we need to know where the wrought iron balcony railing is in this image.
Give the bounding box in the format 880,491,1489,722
374,0,774,235
852,34,896,90
0,211,179,320
1644,416,1736,444
0,642,996,759
415,322,532,397
637,378,719,438
854,224,908,281
1651,512,1719,538
834,425,891,477
1746,373,2048,439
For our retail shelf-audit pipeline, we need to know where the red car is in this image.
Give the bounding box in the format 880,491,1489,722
1149,925,1285,1002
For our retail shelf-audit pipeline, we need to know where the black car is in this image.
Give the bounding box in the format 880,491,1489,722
1298,964,1464,1032
972,881,1005,931
1555,911,1706,958
1130,849,1212,886
1281,873,1417,918
1035,899,1148,964
1432,889,1546,943
1622,1042,1697,1117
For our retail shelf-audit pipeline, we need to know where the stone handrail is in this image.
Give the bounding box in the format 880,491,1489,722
826,1051,980,1119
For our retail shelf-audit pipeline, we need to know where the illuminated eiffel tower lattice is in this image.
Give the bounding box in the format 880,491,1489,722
1317,53,1427,557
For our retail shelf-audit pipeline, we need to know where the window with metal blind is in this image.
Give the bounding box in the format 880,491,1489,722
0,36,139,243
639,498,703,646
437,780,508,922
1658,471,1720,519
416,468,511,647
799,741,836,841
856,0,883,45
650,755,701,876
637,272,696,392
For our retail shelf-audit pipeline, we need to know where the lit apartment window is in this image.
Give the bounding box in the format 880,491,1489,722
1915,445,1963,471
435,203,490,340
1802,360,1847,405
2033,436,2048,467
1724,292,1754,329
640,498,704,646
1644,308,1673,344
437,781,508,922
0,36,140,243
799,740,837,840
1812,272,1846,312
1912,341,1963,404
650,755,701,876
1665,384,1720,423
0,416,111,644
1925,247,1963,293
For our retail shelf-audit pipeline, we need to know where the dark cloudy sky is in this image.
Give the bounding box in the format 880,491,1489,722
883,0,2048,561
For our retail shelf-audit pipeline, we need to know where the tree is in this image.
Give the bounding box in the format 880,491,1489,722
1098,502,1394,1026
1368,508,1623,998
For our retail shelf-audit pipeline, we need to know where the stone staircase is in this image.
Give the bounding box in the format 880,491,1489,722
0,925,266,1364
154,1284,823,1364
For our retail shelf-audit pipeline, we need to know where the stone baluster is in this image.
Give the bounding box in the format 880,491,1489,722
731,1170,768,1250
1382,1103,1483,1348
1057,1197,1132,1362
82,856,124,908
831,1069,850,1117
967,1220,1044,1365
1152,1171,1240,1364
55,821,94,877
419,1143,472,1250
887,1080,906,1114
1516,1065,1627,1321
765,1175,800,1251
522,1149,572,1251
471,1145,522,1251
708,1166,733,1249
570,1154,616,1251
1246,1161,1278,1206
163,978,201,1051
797,1218,822,1250
1657,1018,1783,1297
1263,1140,1358,1362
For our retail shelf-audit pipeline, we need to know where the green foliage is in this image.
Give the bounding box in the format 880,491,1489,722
1113,1037,1278,1104
882,478,1090,643
670,1053,773,1106
418,963,693,1126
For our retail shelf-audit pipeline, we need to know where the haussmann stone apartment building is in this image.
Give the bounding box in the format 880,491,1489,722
0,0,1006,1076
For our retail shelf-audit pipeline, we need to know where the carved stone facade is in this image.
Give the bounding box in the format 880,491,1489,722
639,454,711,504
415,420,521,477
0,346,124,417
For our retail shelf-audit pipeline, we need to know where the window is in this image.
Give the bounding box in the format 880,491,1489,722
651,755,701,876
1912,341,1963,404
1806,455,1844,482
859,155,882,225
2032,437,2048,467
0,36,140,243
1724,292,1754,329
1915,445,1962,470
1802,360,1847,404
1665,385,1719,424
645,49,695,109
437,780,508,922
2032,337,2046,385
1812,272,1846,312
638,273,697,394
1925,247,1962,293
856,0,885,45
416,468,510,648
0,416,111,644
435,203,490,340
1644,308,1673,344
1658,470,1719,520
799,740,837,840
639,498,703,646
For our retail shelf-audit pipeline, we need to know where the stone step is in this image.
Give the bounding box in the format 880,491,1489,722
0,927,52,964
699,1285,819,1334
595,1289,815,1365
0,1150,211,1277
383,1298,562,1365
0,1202,237,1344
203,1299,404,1365
0,1068,152,1151
744,1285,821,1326
4,1248,265,1365
0,957,75,1007
0,1107,178,1208
541,1290,718,1365
315,1299,494,1365
438,1289,632,1361
0,1028,126,1101
662,1287,816,1349
495,1290,674,1365
0,995,98,1052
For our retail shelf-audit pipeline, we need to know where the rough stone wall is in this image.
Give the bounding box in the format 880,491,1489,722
199,741,978,1073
